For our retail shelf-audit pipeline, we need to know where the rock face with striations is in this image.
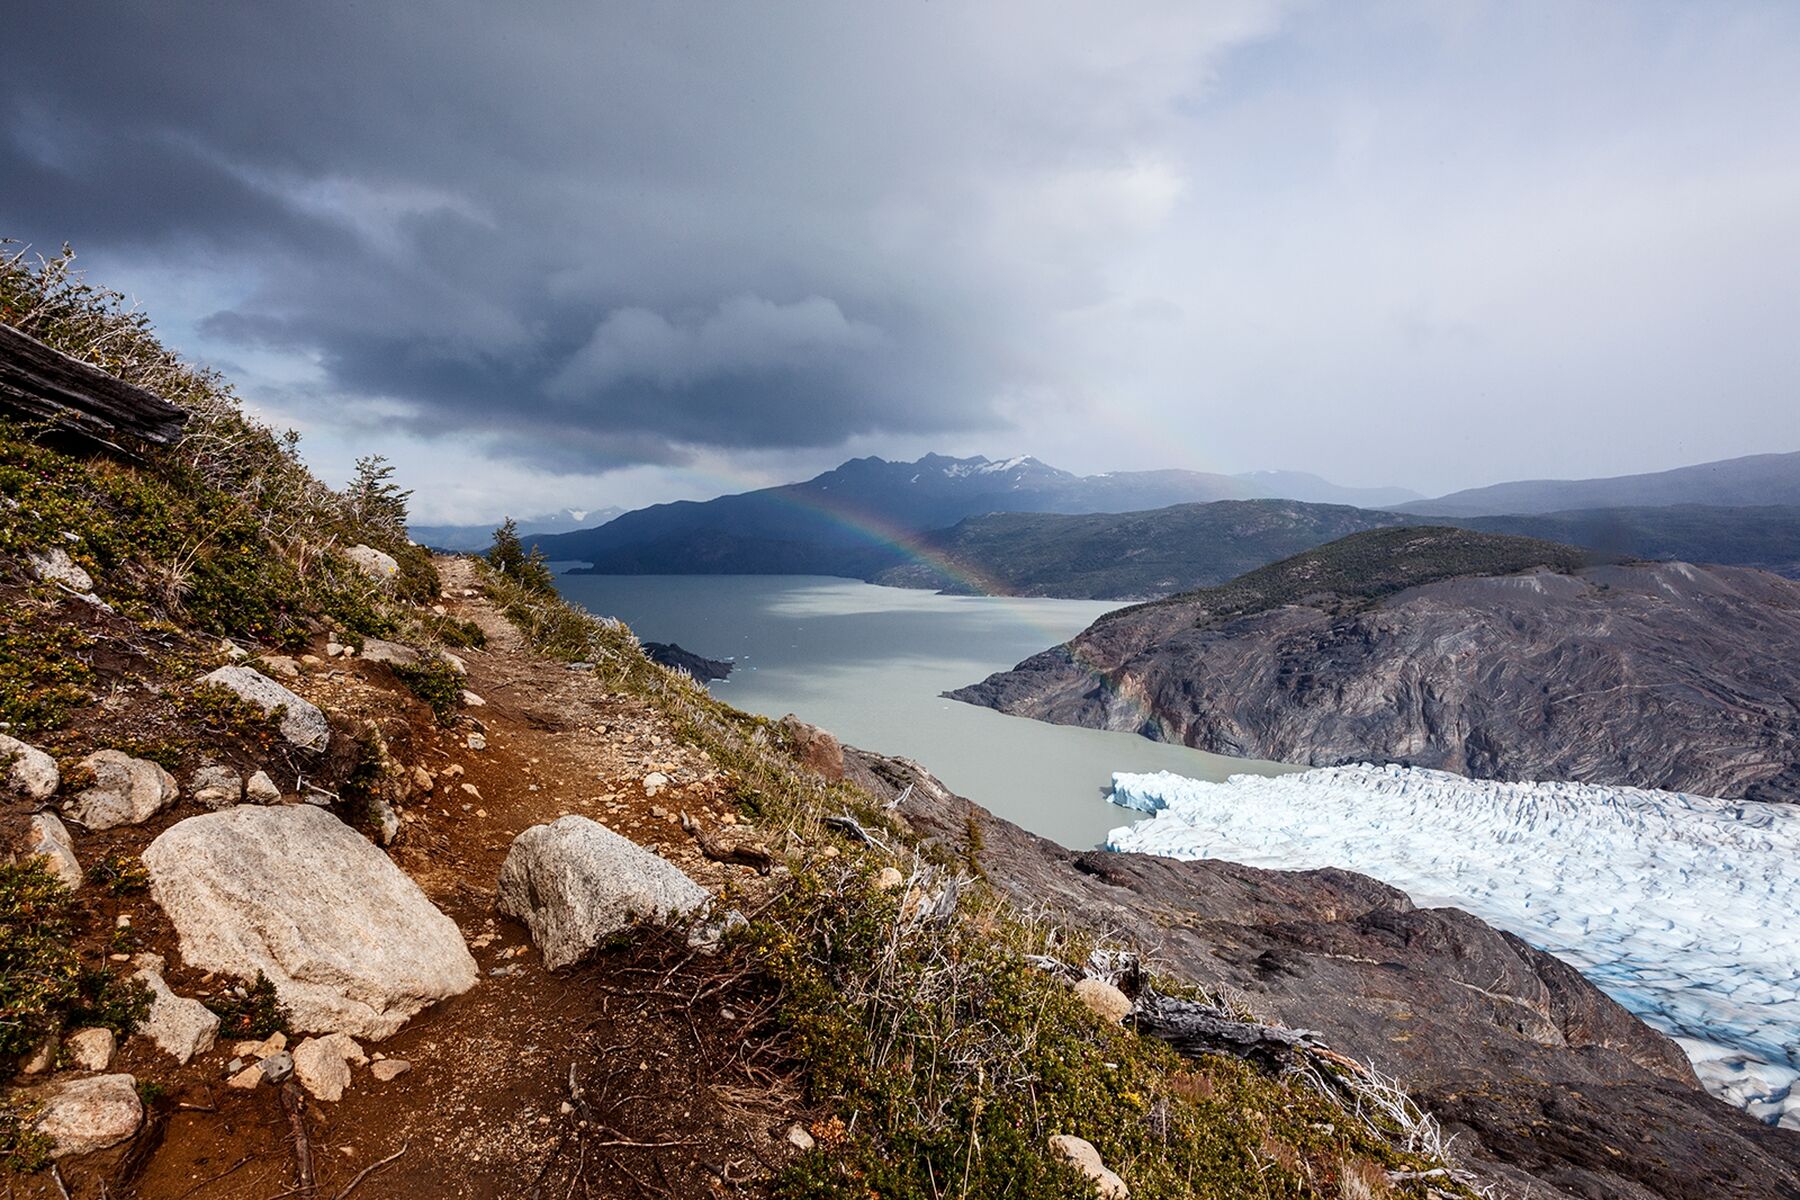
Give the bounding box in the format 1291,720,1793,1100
951,529,1800,802
844,747,1800,1200
498,815,712,970
141,805,476,1039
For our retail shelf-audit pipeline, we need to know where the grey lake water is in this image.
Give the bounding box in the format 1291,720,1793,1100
550,571,1293,849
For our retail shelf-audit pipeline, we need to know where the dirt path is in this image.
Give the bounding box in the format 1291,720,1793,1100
34,559,801,1200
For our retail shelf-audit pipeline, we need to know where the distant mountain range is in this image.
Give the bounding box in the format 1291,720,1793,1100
527,454,1420,575
413,507,623,552
1399,450,1800,516
873,500,1800,599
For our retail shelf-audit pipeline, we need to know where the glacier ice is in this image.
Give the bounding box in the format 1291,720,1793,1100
1105,763,1800,1129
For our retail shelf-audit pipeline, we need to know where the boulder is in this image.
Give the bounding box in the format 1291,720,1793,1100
141,805,477,1039
27,547,94,592
200,666,330,752
344,545,400,584
1048,1134,1129,1199
27,1074,142,1158
7,812,82,890
293,1032,366,1101
132,954,220,1063
497,816,712,970
359,638,422,669
779,715,845,781
64,750,177,830
64,1027,116,1072
257,655,301,679
1073,978,1133,1025
0,734,59,800
245,770,282,804
189,764,243,810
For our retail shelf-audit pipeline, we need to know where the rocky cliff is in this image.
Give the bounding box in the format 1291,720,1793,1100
951,528,1800,802
848,747,1800,1199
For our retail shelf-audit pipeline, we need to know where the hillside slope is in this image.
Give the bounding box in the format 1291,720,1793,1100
1401,450,1800,515
951,527,1800,801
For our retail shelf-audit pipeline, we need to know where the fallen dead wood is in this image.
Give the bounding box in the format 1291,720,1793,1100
0,320,188,447
1128,988,1329,1072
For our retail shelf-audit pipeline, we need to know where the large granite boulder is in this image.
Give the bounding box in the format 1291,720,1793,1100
141,806,476,1039
63,750,177,831
498,816,711,970
26,1074,142,1158
200,666,331,752
344,544,399,584
0,733,59,801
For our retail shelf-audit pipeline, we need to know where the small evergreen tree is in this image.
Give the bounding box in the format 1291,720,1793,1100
344,455,411,539
485,518,555,594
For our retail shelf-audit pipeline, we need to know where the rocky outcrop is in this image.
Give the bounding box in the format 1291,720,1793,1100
26,1074,143,1158
953,551,1800,803
63,750,177,830
200,665,331,752
498,815,712,970
0,733,59,800
642,641,733,682
846,747,1800,1200
141,806,477,1039
779,716,845,781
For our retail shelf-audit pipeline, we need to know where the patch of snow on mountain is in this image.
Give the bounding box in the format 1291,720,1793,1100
1105,763,1800,1128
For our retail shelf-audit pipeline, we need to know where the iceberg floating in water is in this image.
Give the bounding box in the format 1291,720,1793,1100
1105,763,1800,1129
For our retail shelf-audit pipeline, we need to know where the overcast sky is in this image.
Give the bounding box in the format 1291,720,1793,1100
7,1,1798,520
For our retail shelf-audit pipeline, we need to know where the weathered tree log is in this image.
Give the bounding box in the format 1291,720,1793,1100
1128,987,1329,1072
0,321,188,446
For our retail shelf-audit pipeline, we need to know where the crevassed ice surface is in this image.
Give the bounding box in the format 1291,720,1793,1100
1105,764,1800,1129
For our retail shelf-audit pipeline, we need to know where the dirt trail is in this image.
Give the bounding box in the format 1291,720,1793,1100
33,558,801,1200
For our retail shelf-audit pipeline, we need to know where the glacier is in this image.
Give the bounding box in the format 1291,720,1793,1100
1105,764,1800,1129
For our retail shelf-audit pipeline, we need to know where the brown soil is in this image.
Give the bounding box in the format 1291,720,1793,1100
14,558,808,1200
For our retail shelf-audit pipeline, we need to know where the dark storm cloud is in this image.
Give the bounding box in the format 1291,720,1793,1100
7,1,1175,467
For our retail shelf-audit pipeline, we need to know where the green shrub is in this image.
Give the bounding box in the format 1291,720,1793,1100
87,851,150,896
0,1094,52,1173
0,862,80,1061
393,657,465,725
0,614,95,736
205,972,289,1040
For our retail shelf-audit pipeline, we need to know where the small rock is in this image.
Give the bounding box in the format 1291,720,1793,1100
227,1063,265,1089
133,954,221,1063
28,547,94,592
257,655,301,679
64,750,178,831
26,1074,142,1158
569,661,595,672
344,544,400,584
20,1034,58,1075
1048,1134,1129,1199
1073,979,1134,1025
245,770,282,804
467,733,487,752
9,812,83,890
219,639,250,661
785,1123,815,1151
370,796,401,846
64,1028,116,1072
642,772,670,798
0,733,59,801
300,654,324,668
370,1058,411,1082
326,642,347,658
294,1032,367,1101
411,766,434,793
431,604,448,616
189,764,243,810
439,651,467,674
874,867,905,891
461,690,486,707
260,1051,295,1084
200,667,331,752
